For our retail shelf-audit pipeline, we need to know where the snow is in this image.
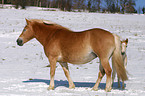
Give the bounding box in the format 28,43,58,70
0,9,145,96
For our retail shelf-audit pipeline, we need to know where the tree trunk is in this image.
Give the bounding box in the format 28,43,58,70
2,0,4,8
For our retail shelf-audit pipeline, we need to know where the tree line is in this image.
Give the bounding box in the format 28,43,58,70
1,0,145,14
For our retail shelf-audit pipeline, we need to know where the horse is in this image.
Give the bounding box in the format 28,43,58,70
112,38,128,89
16,19,128,92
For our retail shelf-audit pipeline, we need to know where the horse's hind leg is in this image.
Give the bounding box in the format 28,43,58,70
59,62,75,89
122,81,125,89
117,76,121,88
92,63,105,91
100,58,112,92
118,76,125,89
112,63,116,87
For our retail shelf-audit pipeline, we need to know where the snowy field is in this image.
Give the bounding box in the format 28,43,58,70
0,9,145,96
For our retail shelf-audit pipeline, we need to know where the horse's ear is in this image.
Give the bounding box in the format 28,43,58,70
125,38,128,44
25,18,31,25
43,20,55,25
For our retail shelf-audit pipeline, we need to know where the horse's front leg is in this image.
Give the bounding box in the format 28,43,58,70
48,57,57,90
59,62,75,89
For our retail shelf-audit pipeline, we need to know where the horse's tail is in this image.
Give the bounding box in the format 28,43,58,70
112,34,128,81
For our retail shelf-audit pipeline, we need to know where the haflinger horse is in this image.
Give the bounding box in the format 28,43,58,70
112,38,128,89
16,19,128,92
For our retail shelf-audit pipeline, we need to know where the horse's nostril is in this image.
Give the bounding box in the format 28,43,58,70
121,52,125,55
17,38,23,46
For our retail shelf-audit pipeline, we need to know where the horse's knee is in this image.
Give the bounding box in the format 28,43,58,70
105,68,112,76
50,71,55,77
49,60,57,77
50,65,56,74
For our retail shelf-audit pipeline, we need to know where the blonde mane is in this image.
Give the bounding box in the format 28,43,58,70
29,19,71,31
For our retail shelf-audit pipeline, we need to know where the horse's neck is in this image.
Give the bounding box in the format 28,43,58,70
33,23,72,46
34,25,57,46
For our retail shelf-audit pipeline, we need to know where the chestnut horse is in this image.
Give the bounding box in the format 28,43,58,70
112,38,128,89
16,19,128,92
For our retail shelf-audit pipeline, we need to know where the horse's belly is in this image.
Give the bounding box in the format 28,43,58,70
59,52,97,64
74,52,97,64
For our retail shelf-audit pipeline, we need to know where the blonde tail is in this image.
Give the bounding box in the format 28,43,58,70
112,34,128,81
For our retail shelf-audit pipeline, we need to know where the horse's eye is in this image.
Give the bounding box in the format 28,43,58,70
23,29,26,32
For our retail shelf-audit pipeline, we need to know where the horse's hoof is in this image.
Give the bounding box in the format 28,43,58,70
92,88,98,91
69,85,75,89
105,87,111,92
47,86,54,90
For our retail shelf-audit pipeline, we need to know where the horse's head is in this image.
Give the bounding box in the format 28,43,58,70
17,19,35,46
121,38,128,55
17,19,68,46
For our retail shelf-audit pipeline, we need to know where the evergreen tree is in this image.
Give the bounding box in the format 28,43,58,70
125,0,136,13
142,7,145,14
87,0,91,12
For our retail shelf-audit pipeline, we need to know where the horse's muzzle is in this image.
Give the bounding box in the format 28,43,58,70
17,38,23,46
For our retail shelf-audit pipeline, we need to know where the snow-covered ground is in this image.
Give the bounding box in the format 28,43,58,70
0,9,145,96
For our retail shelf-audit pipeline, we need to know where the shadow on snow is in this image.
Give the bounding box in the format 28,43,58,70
23,79,126,90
